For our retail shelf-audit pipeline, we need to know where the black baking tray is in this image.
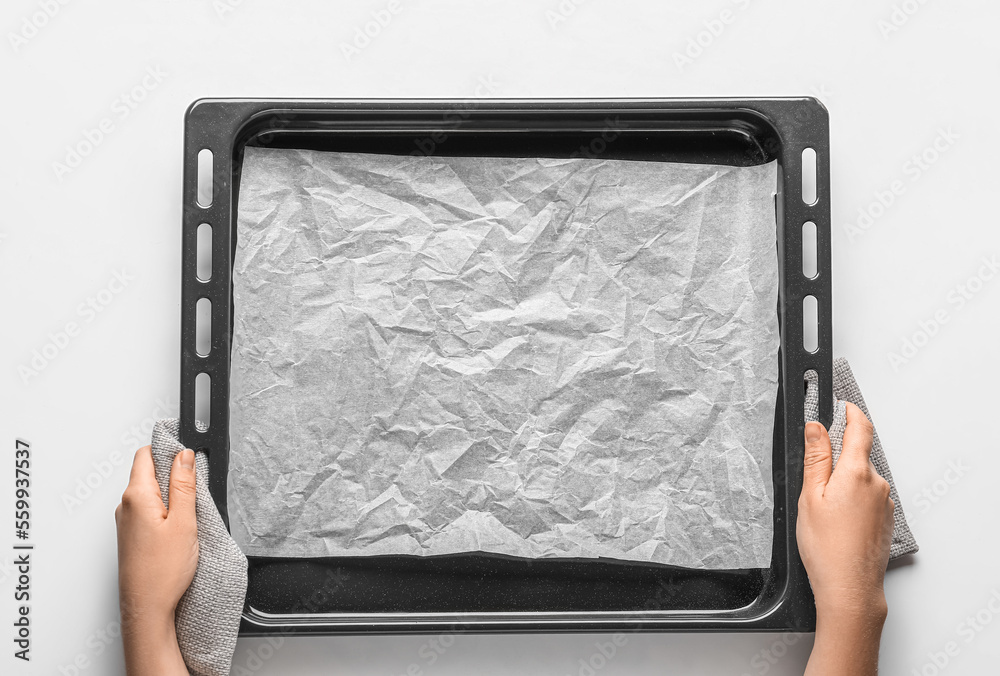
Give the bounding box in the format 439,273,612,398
179,98,833,634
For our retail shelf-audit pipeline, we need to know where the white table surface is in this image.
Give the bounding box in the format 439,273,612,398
2,1,998,674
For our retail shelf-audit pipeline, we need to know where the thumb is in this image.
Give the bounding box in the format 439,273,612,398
167,449,198,522
802,421,833,492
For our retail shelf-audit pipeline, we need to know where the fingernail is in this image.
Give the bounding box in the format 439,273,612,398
805,422,822,443
179,449,195,469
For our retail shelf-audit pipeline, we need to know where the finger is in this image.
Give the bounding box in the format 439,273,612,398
167,449,198,523
127,446,158,490
838,402,874,469
802,421,833,492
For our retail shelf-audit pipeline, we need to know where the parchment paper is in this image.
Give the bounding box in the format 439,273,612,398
229,146,779,569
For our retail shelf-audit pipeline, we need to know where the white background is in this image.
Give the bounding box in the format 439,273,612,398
2,1,998,674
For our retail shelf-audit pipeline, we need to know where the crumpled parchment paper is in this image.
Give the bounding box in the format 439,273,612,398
229,146,779,569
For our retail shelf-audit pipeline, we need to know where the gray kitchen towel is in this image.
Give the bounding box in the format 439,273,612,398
150,419,248,676
804,358,918,559
138,359,911,675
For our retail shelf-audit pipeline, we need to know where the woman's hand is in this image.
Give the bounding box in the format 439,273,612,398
798,402,895,675
115,446,199,676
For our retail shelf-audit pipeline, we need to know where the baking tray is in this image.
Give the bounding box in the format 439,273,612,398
179,98,833,634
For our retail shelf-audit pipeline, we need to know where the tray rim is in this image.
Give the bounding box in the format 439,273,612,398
179,97,833,634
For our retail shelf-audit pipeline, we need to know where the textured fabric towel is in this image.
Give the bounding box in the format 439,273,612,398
139,361,911,672
150,419,248,676
804,358,918,559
